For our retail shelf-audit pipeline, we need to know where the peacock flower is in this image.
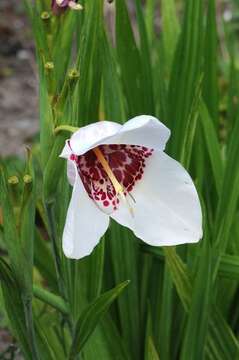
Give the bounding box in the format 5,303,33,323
51,0,83,15
60,115,202,259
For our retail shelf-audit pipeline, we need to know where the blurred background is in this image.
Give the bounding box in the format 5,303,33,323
0,0,38,158
0,0,236,156
0,1,36,356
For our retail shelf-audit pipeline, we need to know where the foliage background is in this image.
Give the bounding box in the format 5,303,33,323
1,0,239,359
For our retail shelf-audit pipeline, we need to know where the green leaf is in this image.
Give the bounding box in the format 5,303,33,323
75,0,104,124
115,0,144,116
180,76,202,167
180,241,212,359
199,100,223,195
0,165,35,294
69,280,129,358
33,285,69,315
145,337,160,360
145,0,157,45
161,0,180,71
0,168,22,281
0,163,40,359
134,0,155,114
219,254,239,280
163,247,239,359
0,258,32,360
157,265,173,360
214,110,239,252
43,133,67,203
0,261,54,360
102,29,126,122
227,59,239,129
203,0,218,122
19,151,36,297
88,239,105,300
83,315,130,359
167,0,203,158
108,224,141,359
52,11,81,88
163,247,192,309
34,229,57,291
144,308,160,360
208,308,239,360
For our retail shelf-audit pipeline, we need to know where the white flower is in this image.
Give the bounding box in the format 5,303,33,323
60,115,202,259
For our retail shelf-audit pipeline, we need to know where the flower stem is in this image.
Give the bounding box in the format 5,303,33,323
46,203,66,299
33,285,69,315
54,125,79,134
22,295,40,360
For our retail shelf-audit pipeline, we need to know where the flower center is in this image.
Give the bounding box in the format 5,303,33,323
92,147,134,216
92,147,124,196
71,144,153,214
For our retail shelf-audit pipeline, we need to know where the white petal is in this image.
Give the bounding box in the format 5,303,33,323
111,151,202,246
69,116,170,156
63,165,110,259
117,115,170,151
70,121,122,155
67,160,75,186
60,140,72,159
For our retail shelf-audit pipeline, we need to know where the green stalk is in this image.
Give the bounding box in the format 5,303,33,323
33,285,69,315
46,203,66,299
22,295,40,360
54,125,79,134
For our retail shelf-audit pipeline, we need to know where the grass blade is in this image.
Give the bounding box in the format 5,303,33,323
69,280,129,358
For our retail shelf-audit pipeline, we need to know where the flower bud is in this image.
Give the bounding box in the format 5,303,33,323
23,174,33,184
45,62,54,71
8,176,19,185
44,62,56,99
41,11,51,20
68,68,80,79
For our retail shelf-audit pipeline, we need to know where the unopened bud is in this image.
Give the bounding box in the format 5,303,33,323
23,174,33,184
45,62,54,70
8,176,19,185
41,11,51,20
68,68,80,79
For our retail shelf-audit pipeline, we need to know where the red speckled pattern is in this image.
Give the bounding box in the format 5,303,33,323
70,144,153,214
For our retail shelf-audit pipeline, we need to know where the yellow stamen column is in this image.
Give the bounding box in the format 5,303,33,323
93,147,134,217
